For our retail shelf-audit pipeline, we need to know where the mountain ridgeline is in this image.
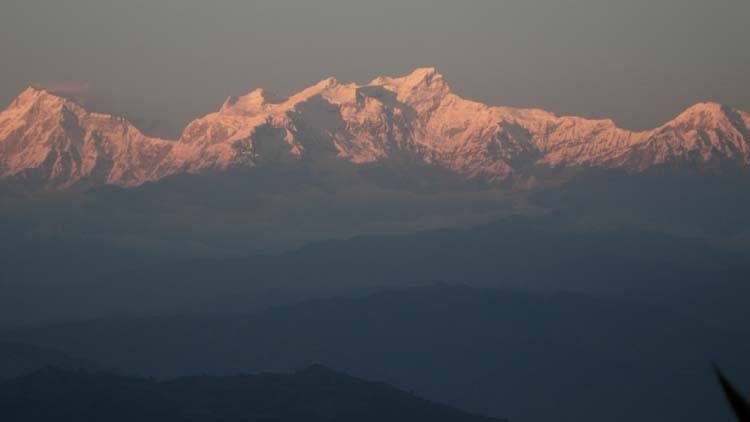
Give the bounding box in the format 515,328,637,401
0,342,91,381
1,68,749,190
2,212,750,327
0,364,505,422
2,68,750,422
4,285,750,422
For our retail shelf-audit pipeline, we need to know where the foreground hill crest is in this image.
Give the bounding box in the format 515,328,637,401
1,68,749,189
0,365,505,422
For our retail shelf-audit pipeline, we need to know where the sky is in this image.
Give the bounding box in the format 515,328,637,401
1,0,748,138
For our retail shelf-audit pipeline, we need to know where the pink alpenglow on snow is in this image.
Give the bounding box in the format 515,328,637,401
1,69,749,189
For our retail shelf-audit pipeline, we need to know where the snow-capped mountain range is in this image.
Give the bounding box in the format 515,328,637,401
1,68,749,189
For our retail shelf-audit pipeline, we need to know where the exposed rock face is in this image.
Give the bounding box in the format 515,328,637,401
1,68,748,189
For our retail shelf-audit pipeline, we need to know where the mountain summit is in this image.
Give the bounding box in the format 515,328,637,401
0,86,171,188
1,69,749,189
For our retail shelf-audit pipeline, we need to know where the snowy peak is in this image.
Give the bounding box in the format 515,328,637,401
370,67,451,104
220,88,284,116
5,86,77,118
633,101,750,167
13,86,59,104
371,67,444,88
1,68,749,190
394,67,446,90
10,86,49,107
665,102,731,128
0,87,171,189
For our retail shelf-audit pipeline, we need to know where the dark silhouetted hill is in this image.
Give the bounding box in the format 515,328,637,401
5,285,749,422
0,365,504,422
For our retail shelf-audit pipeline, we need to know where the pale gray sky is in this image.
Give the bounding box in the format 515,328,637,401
2,0,748,137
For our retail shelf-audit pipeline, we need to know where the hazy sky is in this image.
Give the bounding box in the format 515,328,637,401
2,0,748,138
